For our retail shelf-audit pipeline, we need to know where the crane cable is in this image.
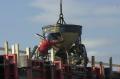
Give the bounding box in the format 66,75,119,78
57,0,66,24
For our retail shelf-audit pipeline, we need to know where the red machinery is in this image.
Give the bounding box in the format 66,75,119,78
0,54,18,79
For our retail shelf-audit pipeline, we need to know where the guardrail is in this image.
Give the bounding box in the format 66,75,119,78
0,41,31,68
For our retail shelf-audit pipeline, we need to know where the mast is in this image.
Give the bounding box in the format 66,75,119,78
57,0,66,24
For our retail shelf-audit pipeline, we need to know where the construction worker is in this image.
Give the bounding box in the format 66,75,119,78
32,32,64,58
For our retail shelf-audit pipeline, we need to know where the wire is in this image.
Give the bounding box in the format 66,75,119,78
57,0,66,24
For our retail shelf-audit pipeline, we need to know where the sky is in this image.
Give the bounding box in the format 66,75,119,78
0,0,120,67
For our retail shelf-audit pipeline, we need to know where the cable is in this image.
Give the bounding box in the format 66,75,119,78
57,0,66,24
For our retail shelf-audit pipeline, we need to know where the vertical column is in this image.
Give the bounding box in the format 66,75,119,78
66,50,69,65
99,62,105,79
109,57,112,79
4,41,9,55
51,48,54,63
51,48,54,79
26,48,31,59
15,44,20,67
3,41,9,79
26,47,32,79
91,56,95,69
91,56,96,79
11,45,15,54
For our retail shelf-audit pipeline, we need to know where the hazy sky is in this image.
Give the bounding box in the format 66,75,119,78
0,0,120,66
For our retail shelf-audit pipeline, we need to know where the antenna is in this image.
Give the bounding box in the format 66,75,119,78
57,0,66,24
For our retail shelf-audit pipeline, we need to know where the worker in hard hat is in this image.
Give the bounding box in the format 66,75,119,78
38,33,63,56
32,32,64,59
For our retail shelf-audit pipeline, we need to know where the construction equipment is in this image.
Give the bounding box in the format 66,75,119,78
30,0,89,79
